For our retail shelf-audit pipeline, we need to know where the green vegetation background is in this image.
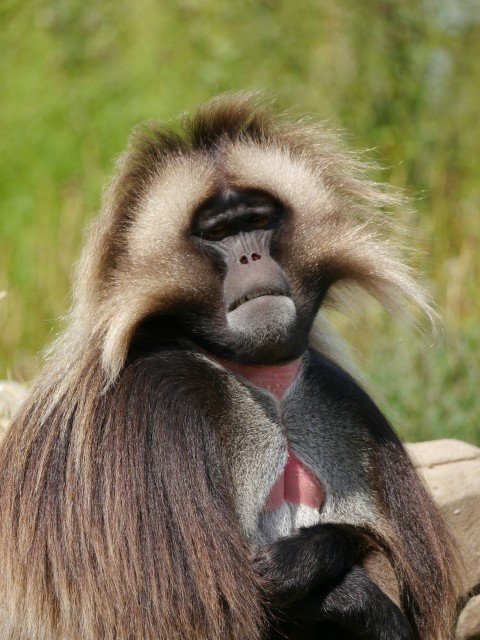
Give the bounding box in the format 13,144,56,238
1,1,479,443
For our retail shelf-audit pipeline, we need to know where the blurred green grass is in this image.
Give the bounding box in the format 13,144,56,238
1,0,479,443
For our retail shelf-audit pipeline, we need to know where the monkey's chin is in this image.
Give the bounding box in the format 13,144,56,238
226,295,297,345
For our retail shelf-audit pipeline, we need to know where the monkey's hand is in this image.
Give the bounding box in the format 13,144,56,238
292,565,413,640
252,523,365,607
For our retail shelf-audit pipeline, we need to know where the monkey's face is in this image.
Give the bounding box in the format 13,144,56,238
185,189,321,365
78,98,431,381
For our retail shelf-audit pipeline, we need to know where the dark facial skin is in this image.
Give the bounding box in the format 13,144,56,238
189,190,316,365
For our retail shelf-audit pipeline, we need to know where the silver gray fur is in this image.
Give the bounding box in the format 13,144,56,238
210,351,379,547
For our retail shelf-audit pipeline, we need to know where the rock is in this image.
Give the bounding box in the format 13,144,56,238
408,440,480,640
407,439,480,468
456,595,480,640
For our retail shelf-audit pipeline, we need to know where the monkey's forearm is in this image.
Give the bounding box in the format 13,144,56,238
289,565,412,640
252,523,364,606
254,526,411,640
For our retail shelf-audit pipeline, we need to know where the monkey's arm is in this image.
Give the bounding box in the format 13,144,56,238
252,523,362,606
254,526,411,640
251,351,417,638
280,565,411,640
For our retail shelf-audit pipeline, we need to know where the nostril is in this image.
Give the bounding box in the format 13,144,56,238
240,255,249,264
251,253,261,261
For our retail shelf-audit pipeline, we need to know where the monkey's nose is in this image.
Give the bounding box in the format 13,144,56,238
239,253,262,264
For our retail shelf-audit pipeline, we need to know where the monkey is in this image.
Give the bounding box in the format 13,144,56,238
0,93,461,640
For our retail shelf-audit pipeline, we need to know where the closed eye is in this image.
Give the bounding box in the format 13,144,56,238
201,214,273,241
202,224,230,241
247,214,272,229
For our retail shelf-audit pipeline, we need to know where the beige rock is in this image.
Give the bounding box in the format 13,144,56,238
408,440,480,640
408,440,480,593
456,595,480,640
407,439,480,468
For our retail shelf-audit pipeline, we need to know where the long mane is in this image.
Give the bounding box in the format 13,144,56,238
0,94,459,640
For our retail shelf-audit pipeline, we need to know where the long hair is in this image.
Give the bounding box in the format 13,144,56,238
0,93,460,639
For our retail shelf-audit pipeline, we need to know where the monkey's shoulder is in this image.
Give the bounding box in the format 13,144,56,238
134,346,399,447
301,349,370,402
286,350,401,445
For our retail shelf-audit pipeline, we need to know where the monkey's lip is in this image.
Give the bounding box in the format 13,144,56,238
228,289,288,312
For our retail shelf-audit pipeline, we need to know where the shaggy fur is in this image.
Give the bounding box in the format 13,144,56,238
0,94,460,639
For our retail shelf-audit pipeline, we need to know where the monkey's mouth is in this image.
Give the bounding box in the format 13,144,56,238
228,288,288,313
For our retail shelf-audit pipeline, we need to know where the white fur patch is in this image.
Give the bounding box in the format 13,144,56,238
128,155,216,264
256,503,322,545
224,142,334,224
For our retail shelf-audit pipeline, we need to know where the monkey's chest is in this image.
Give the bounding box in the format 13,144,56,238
258,449,325,543
219,356,325,543
264,449,324,511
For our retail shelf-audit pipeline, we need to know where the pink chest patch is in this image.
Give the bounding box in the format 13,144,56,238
216,358,303,400
264,450,324,511
217,357,325,512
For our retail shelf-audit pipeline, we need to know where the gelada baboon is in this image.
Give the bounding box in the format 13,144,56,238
0,94,460,639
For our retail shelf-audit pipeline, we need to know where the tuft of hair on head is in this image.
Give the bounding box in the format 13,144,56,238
182,91,278,149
